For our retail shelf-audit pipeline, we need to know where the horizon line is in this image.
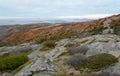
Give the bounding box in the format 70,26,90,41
0,14,118,19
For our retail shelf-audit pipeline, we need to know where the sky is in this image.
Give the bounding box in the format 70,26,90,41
0,0,120,19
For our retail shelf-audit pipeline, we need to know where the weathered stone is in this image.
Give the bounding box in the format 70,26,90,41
56,39,71,47
28,52,39,62
0,73,13,76
99,63,120,75
102,29,114,34
33,72,52,76
0,51,9,58
1,34,120,76
45,46,67,62
86,42,120,57
15,59,54,76
0,43,42,57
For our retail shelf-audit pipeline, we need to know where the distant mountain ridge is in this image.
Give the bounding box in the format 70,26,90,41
0,18,91,25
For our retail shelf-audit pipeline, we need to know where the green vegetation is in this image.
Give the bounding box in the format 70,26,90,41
35,37,46,44
50,30,74,40
52,72,120,76
35,30,74,45
111,21,120,35
73,27,105,39
87,53,118,70
0,54,28,71
67,53,118,71
43,40,56,48
12,61,31,74
89,27,102,35
0,41,5,47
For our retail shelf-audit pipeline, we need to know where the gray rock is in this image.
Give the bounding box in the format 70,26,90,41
0,51,9,58
28,52,39,62
0,73,13,76
56,35,120,48
99,63,120,75
102,29,114,34
45,46,67,62
86,42,120,57
33,72,52,76
0,43,42,57
15,59,54,76
56,39,71,47
29,60,54,72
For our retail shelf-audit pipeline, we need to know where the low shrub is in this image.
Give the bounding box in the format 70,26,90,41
70,45,89,55
0,54,28,71
87,53,118,70
43,40,56,48
12,61,31,74
0,41,5,47
35,37,46,44
67,53,89,67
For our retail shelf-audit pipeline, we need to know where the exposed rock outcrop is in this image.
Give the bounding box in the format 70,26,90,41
0,43,42,58
45,46,67,62
15,59,54,76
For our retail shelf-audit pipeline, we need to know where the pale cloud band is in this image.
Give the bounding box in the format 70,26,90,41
56,14,116,19
0,0,120,18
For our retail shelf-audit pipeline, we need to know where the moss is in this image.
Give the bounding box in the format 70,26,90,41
87,53,118,70
12,61,31,74
0,54,29,71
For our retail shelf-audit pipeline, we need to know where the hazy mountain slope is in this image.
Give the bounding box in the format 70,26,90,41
0,23,46,41
2,14,120,45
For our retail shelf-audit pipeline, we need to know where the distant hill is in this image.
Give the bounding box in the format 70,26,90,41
0,23,46,40
1,14,120,45
0,18,91,25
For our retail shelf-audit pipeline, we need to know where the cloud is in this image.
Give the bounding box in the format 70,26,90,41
0,16,25,19
0,0,120,18
55,14,115,19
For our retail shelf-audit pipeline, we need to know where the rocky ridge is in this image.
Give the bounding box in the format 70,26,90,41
0,34,119,76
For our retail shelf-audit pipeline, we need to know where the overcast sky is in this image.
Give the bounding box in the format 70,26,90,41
0,0,120,19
